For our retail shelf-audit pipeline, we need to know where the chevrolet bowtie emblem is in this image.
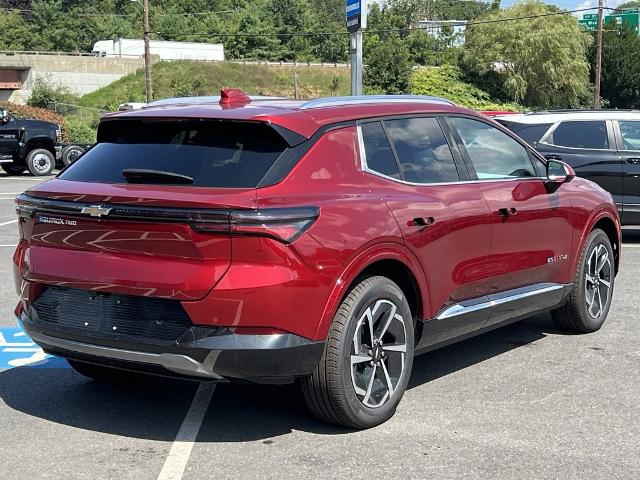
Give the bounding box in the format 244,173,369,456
81,205,112,218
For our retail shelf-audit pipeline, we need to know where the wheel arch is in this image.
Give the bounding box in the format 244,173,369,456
573,209,621,276
592,215,620,273
25,136,56,157
315,243,429,340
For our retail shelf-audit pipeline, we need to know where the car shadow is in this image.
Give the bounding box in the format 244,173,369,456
0,314,559,442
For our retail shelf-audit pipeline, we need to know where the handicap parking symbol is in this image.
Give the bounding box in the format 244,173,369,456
0,327,67,369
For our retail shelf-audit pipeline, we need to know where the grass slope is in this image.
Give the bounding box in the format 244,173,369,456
79,61,351,111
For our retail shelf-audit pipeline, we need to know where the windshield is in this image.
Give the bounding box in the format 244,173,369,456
59,120,288,188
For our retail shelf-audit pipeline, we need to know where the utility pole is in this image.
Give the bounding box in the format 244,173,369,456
143,0,153,103
594,0,604,109
132,0,153,103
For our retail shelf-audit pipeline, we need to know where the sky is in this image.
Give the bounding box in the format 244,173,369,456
500,0,626,12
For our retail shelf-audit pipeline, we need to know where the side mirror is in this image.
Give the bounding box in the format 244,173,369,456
546,159,575,184
0,109,8,124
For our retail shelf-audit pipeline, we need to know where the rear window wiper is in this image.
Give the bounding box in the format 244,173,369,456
121,169,194,185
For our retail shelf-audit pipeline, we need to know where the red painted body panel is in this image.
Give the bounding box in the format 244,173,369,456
13,100,622,347
364,173,494,318
474,179,575,291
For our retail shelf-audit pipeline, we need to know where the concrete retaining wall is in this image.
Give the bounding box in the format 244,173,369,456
0,54,148,104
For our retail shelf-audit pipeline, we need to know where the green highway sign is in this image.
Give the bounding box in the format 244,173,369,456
580,10,640,33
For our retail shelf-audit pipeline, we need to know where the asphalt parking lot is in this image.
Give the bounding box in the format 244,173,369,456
0,173,638,480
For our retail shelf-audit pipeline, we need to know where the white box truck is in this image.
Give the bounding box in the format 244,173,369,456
91,39,224,61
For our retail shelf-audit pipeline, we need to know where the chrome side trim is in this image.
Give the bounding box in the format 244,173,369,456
435,283,567,320
28,330,222,379
357,125,547,187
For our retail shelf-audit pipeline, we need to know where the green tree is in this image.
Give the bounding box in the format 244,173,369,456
462,2,591,108
596,22,640,108
364,34,412,94
0,11,31,50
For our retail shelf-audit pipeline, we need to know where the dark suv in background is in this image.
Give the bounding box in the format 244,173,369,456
496,111,640,225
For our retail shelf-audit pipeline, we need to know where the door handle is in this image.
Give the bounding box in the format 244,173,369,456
626,158,640,164
498,207,517,216
544,154,563,161
408,216,436,227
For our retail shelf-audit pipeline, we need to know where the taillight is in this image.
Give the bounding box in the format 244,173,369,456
15,195,36,218
192,207,319,244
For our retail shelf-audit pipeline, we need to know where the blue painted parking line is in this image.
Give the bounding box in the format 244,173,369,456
0,326,68,369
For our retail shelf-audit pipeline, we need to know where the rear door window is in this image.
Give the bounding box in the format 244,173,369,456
546,121,609,149
384,117,460,184
60,120,289,188
497,121,551,146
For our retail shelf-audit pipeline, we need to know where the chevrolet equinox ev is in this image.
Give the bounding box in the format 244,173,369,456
13,90,621,428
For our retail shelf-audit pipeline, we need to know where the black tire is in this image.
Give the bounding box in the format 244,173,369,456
61,145,84,167
301,275,415,429
67,359,141,383
1,162,25,175
26,148,55,176
551,229,615,333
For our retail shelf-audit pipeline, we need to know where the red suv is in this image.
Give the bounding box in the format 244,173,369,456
13,91,620,428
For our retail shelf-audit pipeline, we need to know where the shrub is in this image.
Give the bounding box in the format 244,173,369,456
410,66,522,111
27,79,79,114
65,119,96,144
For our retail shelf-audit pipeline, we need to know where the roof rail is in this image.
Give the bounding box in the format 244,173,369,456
526,109,640,115
298,95,456,110
145,95,288,108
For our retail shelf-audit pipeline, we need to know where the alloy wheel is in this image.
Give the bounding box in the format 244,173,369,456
350,299,407,408
584,243,612,319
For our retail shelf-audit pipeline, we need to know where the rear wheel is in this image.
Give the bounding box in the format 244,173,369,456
26,148,55,176
1,162,25,175
301,275,414,428
61,145,85,167
552,229,614,333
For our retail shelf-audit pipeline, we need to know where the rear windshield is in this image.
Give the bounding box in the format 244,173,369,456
496,120,551,146
59,120,288,188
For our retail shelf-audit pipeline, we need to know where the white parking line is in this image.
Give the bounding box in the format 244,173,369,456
0,219,17,227
157,382,216,480
622,244,640,248
0,244,17,247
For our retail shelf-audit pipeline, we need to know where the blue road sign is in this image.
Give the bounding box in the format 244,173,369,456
0,326,67,369
346,0,361,19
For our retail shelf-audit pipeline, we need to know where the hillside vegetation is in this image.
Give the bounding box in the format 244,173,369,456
79,61,351,111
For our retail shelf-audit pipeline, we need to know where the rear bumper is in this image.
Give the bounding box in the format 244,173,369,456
18,313,325,384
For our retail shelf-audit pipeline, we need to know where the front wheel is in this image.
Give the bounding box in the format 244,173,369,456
301,275,414,428
552,229,615,333
26,148,55,176
1,162,25,175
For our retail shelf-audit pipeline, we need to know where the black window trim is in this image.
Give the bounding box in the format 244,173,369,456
356,114,468,186
539,119,615,151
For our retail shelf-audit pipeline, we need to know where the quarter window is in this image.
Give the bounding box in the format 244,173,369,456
384,117,459,184
361,122,400,179
548,121,609,149
618,121,640,150
448,117,537,180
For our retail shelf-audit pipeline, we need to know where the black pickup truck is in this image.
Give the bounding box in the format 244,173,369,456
0,107,88,176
